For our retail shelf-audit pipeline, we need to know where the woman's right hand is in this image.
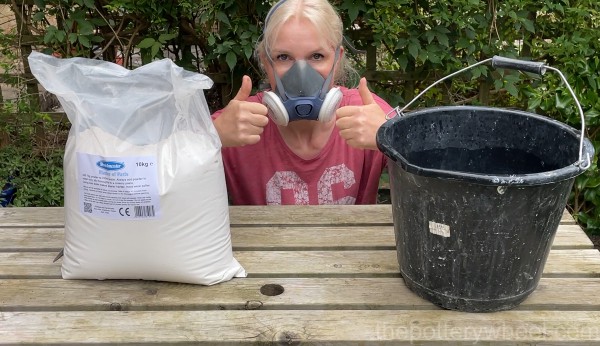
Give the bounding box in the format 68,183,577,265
213,75,269,147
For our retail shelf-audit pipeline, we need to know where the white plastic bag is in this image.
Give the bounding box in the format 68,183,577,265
28,51,246,285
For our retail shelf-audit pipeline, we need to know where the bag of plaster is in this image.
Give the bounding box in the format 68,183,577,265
28,51,246,285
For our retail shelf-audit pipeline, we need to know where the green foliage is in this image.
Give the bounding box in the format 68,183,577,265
33,0,106,57
2,0,600,232
0,104,65,207
0,143,64,207
336,0,600,233
26,0,270,98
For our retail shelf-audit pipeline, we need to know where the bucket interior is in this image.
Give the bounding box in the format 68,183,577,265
377,106,590,184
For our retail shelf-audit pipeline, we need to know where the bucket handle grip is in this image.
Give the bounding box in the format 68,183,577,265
387,56,591,169
491,56,546,75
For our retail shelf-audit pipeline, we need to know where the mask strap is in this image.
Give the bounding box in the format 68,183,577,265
264,0,287,30
267,54,288,101
319,46,341,99
263,0,289,100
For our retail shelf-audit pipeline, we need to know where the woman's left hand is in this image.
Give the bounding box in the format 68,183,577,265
335,77,387,150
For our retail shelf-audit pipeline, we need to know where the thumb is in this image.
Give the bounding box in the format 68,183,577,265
358,77,376,105
233,75,252,101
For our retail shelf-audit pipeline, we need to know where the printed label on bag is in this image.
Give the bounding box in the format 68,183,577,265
429,221,450,237
77,152,160,220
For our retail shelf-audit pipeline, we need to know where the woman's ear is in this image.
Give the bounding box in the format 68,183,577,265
336,46,345,68
258,52,270,73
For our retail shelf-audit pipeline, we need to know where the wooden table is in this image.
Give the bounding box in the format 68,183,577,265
1,205,600,345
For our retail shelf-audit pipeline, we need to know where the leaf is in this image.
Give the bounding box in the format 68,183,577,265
208,35,216,46
216,12,230,27
68,33,78,44
78,35,91,48
418,49,428,63
77,20,94,35
151,42,161,58
425,30,435,44
505,82,519,97
64,19,74,31
137,38,156,49
457,37,470,49
465,28,476,40
555,92,572,109
89,18,106,26
55,30,66,42
520,18,535,33
32,11,45,22
583,176,600,189
348,6,359,23
244,45,253,60
585,109,600,118
428,52,441,64
158,33,178,43
226,51,237,70
527,96,542,110
584,188,597,202
408,42,419,59
493,78,503,90
395,38,407,50
43,31,54,45
83,0,95,8
398,55,408,71
436,32,449,47
71,10,85,21
43,26,57,44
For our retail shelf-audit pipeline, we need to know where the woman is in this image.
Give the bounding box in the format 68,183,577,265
212,0,392,205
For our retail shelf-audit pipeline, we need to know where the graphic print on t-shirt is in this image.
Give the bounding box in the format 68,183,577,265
266,163,356,205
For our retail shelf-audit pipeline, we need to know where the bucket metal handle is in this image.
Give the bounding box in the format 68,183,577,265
387,56,591,169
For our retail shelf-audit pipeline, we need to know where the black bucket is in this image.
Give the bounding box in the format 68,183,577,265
376,58,595,312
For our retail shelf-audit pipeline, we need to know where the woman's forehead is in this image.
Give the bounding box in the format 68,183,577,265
270,18,332,54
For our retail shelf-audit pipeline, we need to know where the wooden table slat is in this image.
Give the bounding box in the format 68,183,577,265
1,249,599,279
2,310,600,344
0,206,578,227
1,277,599,312
0,205,597,345
0,223,593,252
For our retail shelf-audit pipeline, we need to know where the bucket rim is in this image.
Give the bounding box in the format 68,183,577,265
376,105,595,186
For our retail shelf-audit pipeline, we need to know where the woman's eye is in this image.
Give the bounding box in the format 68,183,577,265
311,53,324,60
276,54,290,61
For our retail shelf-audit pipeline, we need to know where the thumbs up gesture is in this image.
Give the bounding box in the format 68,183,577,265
213,75,269,147
335,77,388,150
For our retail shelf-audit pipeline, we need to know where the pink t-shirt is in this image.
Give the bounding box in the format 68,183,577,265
212,87,392,205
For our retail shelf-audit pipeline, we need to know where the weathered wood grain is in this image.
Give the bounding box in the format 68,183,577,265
1,249,599,279
0,205,596,345
1,310,600,344
0,223,593,252
0,206,578,227
1,277,599,312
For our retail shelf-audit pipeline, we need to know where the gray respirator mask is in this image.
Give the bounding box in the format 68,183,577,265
261,19,343,125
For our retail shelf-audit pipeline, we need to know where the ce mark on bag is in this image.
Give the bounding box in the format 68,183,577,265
119,207,131,217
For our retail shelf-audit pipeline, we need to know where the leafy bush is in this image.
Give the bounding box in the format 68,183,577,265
0,143,64,207
0,107,66,207
1,0,599,233
348,0,600,233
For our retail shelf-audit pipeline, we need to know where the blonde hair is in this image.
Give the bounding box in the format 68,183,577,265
255,0,355,86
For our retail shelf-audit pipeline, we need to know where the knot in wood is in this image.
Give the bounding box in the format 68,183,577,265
244,300,264,310
275,331,301,345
